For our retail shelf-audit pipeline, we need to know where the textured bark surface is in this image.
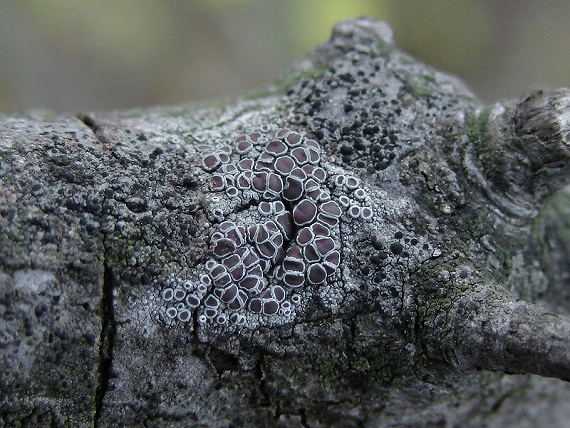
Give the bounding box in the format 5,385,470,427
1,18,570,427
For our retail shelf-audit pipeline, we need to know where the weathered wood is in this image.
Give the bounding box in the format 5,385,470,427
1,18,570,427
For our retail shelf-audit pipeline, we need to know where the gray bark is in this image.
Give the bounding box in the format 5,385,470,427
1,18,570,427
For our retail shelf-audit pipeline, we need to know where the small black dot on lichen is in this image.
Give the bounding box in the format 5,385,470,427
390,242,404,255
371,239,383,251
182,177,199,189
370,255,383,265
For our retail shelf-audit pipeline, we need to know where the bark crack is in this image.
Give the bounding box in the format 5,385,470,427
76,113,119,427
77,114,101,137
255,356,272,408
93,261,117,427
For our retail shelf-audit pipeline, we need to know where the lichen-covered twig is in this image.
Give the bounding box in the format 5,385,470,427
426,285,570,381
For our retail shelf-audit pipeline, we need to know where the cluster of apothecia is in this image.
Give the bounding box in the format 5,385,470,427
160,128,373,328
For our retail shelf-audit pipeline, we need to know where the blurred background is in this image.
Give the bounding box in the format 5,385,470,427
1,0,569,112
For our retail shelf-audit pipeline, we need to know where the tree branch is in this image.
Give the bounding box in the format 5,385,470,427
445,288,570,381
